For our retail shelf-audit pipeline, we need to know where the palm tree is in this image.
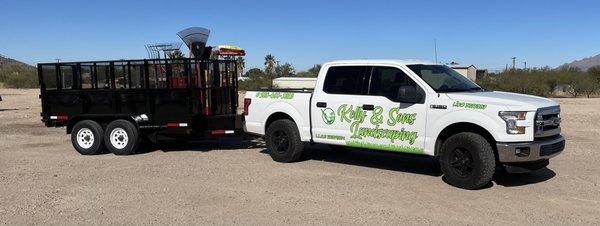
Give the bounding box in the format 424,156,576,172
168,50,185,59
264,54,276,76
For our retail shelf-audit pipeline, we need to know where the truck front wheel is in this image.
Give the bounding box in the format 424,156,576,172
71,120,105,155
104,120,139,155
439,132,496,189
266,119,304,162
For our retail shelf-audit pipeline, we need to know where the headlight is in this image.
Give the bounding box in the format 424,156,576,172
499,111,527,134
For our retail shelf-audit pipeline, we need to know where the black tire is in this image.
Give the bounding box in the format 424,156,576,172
265,119,304,162
71,120,105,155
439,132,496,189
104,119,139,155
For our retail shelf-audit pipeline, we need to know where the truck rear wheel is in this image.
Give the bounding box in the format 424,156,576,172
266,119,304,162
71,120,105,155
104,120,139,155
439,132,495,189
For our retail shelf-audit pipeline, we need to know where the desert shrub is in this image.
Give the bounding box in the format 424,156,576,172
479,67,598,97
0,64,38,88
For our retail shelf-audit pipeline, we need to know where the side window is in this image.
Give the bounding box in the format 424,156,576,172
41,65,58,90
368,67,418,102
323,66,368,95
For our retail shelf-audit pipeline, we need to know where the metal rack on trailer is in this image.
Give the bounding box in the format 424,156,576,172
37,57,243,155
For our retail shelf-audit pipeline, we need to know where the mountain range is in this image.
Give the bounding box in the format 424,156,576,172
0,54,36,70
560,54,600,71
0,54,38,88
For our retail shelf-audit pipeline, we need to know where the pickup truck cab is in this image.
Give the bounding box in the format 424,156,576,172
244,59,565,189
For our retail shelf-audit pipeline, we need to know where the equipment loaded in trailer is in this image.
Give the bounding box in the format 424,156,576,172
37,27,244,155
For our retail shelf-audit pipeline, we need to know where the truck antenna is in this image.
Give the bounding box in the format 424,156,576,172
434,38,438,63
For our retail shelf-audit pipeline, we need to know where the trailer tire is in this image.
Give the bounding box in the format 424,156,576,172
104,120,139,155
71,120,105,155
266,119,303,162
439,132,495,189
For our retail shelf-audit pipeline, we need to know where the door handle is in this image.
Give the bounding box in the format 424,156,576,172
316,102,327,108
362,104,374,110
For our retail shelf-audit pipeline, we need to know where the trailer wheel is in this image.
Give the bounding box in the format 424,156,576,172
104,120,139,155
71,120,105,155
439,132,495,189
266,119,304,162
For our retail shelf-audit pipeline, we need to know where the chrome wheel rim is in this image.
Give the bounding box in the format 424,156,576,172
76,128,94,149
110,128,128,149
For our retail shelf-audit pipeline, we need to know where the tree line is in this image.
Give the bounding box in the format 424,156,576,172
238,54,320,90
479,66,600,98
240,54,600,98
0,63,38,88
1,52,599,98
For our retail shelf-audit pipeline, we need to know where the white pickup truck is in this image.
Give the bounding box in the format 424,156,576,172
244,59,564,189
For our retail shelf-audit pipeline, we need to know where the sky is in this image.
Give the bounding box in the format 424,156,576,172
0,0,599,72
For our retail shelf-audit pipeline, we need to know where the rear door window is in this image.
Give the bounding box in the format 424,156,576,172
323,66,368,95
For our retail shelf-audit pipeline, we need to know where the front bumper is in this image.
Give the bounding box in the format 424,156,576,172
496,135,565,163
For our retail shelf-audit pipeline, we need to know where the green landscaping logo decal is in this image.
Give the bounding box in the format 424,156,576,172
321,108,336,125
337,104,419,145
452,101,487,110
316,104,424,154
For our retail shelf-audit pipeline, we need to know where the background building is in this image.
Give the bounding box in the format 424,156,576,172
450,65,477,81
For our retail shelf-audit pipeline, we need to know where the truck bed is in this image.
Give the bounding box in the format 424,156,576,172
244,89,313,141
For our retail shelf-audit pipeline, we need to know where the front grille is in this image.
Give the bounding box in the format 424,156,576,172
540,140,565,156
535,106,561,138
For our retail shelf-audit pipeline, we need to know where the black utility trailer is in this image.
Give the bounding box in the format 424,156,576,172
37,57,244,155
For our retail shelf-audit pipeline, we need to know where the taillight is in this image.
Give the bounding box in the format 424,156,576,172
243,98,251,116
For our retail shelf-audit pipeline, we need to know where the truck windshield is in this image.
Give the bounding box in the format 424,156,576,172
406,64,484,93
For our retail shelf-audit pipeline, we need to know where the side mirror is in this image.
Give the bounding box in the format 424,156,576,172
397,86,424,103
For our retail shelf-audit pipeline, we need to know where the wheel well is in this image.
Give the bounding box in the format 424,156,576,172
265,112,295,133
435,122,497,156
66,116,136,134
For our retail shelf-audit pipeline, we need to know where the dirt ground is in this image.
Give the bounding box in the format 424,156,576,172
1,89,599,225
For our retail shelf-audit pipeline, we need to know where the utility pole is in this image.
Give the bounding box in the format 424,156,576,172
434,38,438,64
523,61,527,69
511,57,516,70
